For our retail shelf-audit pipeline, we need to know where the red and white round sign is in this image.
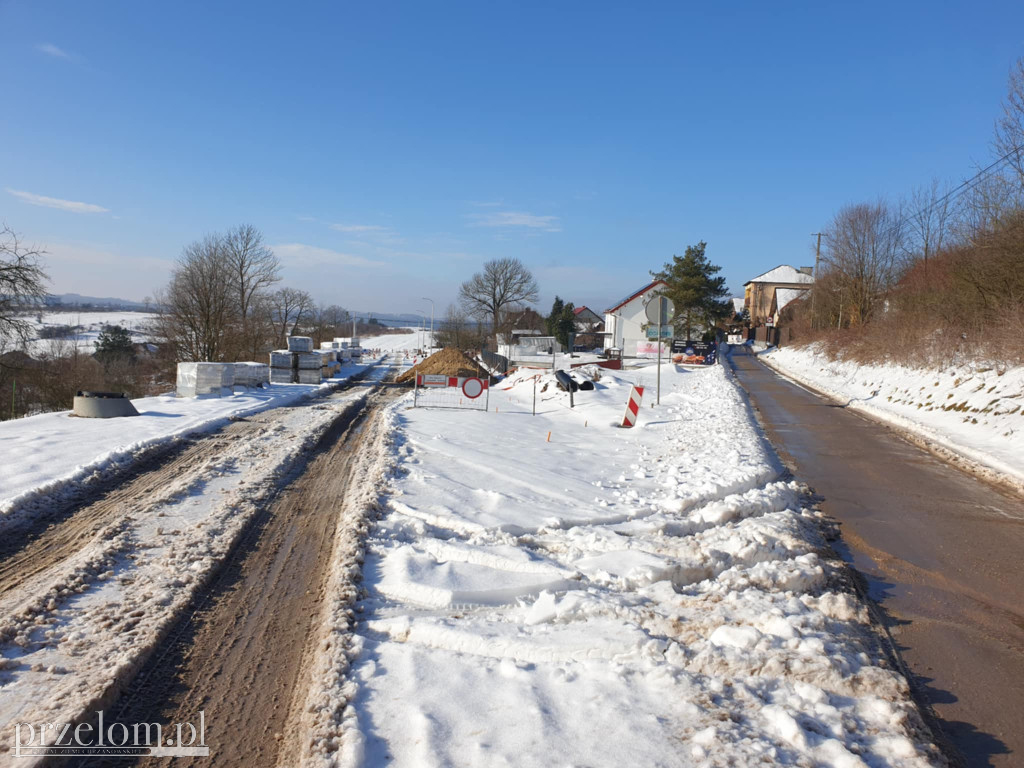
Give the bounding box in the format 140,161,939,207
461,377,484,399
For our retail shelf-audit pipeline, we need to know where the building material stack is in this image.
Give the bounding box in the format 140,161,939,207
269,350,295,384
176,362,233,397
233,362,270,388
296,351,322,384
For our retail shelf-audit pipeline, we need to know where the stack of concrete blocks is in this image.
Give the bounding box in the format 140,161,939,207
315,349,341,379
176,362,234,397
233,362,270,389
288,336,313,353
296,351,322,384
269,350,296,384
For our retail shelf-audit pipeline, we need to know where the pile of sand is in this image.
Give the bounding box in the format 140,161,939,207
396,348,488,384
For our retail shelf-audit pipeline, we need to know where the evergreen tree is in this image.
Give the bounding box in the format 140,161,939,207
555,302,576,348
94,325,136,366
545,296,577,348
652,242,732,341
545,296,565,337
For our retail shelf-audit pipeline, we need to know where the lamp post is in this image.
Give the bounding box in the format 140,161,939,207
422,297,434,354
415,311,427,353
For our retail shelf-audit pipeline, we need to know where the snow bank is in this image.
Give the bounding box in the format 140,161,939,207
305,361,943,767
763,344,1024,488
0,360,381,532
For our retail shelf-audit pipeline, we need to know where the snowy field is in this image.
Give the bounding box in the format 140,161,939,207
763,344,1024,489
21,311,158,356
0,359,382,529
319,362,942,767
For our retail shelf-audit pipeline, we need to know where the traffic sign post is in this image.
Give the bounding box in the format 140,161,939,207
645,296,674,405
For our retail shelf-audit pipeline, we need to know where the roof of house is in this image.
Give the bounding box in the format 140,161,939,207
744,265,815,286
605,279,667,314
774,287,810,312
732,297,745,314
573,306,603,322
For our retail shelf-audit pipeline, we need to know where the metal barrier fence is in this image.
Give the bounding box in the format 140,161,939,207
413,374,491,410
480,349,510,374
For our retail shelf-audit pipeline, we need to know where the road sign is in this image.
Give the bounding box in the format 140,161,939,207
420,374,448,387
461,377,484,399
645,295,674,325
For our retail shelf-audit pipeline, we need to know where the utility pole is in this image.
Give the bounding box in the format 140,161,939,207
810,233,824,329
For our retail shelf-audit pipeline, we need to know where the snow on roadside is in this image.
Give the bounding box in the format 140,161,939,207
763,344,1024,489
0,363,392,765
308,362,943,767
0,360,381,533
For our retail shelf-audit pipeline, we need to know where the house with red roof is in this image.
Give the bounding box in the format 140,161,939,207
603,279,668,355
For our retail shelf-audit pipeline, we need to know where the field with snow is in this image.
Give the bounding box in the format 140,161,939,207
763,344,1024,489
21,310,158,356
319,361,942,767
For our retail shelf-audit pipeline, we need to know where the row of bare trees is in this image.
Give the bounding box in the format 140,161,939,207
152,225,353,368
800,58,1024,364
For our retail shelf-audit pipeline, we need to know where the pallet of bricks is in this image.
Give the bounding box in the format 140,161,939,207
176,362,234,397
269,336,323,384
319,342,343,378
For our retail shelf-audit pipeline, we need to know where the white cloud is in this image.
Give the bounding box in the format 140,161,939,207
37,43,71,59
271,243,386,269
466,211,561,232
7,188,109,214
328,223,388,233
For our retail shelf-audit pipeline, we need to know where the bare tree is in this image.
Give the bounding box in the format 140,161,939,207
161,235,233,361
267,287,314,347
435,303,475,349
222,224,280,359
0,225,49,349
306,303,351,345
995,57,1024,191
458,257,539,336
821,201,906,326
905,179,954,272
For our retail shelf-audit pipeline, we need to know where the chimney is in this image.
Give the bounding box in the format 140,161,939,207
798,266,814,276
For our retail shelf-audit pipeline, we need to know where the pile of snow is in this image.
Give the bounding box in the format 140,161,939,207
763,344,1024,488
304,361,942,766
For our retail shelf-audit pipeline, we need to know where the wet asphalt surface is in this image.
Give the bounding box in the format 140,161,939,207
729,347,1024,768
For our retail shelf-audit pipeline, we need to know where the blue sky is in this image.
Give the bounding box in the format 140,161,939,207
2,1,1023,316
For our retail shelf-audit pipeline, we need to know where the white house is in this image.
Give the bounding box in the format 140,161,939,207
603,279,668,356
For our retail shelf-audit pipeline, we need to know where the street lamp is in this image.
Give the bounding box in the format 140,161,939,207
422,297,434,354
415,310,427,353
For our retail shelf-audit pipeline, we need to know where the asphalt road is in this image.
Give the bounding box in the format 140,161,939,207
729,346,1024,768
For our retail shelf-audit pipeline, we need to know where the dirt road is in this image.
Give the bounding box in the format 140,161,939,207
730,346,1024,767
61,386,399,768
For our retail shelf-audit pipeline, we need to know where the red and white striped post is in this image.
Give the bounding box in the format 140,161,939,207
621,385,644,427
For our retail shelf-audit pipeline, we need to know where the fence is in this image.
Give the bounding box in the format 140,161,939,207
413,374,490,411
480,349,510,374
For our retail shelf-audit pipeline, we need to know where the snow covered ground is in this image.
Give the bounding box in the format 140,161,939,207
21,311,158,356
316,362,942,767
0,359,381,531
0,361,391,764
762,344,1024,489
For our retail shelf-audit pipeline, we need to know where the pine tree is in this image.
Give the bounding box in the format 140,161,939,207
652,242,732,341
545,296,565,337
94,325,136,366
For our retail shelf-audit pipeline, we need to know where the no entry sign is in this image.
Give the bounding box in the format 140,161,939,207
461,377,484,399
